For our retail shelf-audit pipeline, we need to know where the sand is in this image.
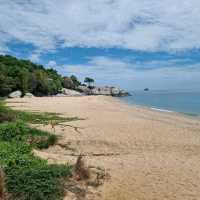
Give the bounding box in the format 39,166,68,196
6,96,200,200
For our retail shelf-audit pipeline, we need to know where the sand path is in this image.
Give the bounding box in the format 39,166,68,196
6,96,200,200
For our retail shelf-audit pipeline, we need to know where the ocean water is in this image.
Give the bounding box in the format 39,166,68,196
121,90,200,116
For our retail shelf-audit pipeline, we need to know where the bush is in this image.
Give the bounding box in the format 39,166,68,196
0,142,32,167
0,101,16,123
35,134,58,149
0,112,15,123
28,128,58,149
5,164,71,200
0,121,28,142
0,141,71,200
0,101,73,200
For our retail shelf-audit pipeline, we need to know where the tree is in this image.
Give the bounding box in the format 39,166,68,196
0,74,15,96
0,55,64,97
84,77,94,87
19,68,29,96
70,75,81,88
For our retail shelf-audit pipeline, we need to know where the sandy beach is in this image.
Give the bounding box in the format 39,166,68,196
6,96,200,200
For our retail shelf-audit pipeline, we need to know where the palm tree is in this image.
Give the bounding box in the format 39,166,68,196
84,77,94,87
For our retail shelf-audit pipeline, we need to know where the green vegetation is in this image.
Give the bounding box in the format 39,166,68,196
1,101,79,125
0,55,82,97
0,55,99,98
0,101,75,200
84,77,94,87
63,75,81,90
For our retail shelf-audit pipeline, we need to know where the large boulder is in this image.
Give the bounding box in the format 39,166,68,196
9,90,22,98
61,88,83,96
91,87,111,95
119,90,130,96
77,85,91,94
55,93,67,97
111,87,121,96
24,92,34,98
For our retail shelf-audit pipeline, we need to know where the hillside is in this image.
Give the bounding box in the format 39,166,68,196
0,55,80,97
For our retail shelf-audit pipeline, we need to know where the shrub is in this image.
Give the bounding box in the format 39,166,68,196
0,112,15,123
28,128,58,149
0,121,28,142
0,101,74,200
0,142,32,167
0,141,71,200
5,164,71,200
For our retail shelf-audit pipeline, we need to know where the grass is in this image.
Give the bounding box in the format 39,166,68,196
0,101,74,200
0,100,80,125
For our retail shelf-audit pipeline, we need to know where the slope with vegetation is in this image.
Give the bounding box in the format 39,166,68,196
0,101,78,200
0,55,82,97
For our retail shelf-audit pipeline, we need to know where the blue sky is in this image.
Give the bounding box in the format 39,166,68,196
1,0,200,90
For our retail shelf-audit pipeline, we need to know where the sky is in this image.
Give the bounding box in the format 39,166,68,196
0,0,200,90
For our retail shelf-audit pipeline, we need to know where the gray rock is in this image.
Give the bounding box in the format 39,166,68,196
55,93,67,97
95,87,111,95
111,87,121,96
9,90,22,98
119,90,130,96
61,88,83,96
77,85,91,94
24,92,34,98
78,85,129,97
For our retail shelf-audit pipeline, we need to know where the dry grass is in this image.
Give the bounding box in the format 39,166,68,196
74,155,90,181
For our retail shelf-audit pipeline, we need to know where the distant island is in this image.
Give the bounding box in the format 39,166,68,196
0,55,129,98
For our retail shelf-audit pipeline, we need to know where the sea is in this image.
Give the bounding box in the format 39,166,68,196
121,90,200,117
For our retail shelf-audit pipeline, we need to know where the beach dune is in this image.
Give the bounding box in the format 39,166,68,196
6,96,200,200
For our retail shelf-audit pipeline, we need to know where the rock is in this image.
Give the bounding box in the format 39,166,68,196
61,88,83,96
91,87,111,95
119,90,130,97
8,90,22,98
78,85,130,97
111,87,121,96
144,88,149,91
24,92,34,98
77,85,91,95
55,93,67,97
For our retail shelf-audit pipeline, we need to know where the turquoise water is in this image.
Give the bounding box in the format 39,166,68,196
121,90,200,116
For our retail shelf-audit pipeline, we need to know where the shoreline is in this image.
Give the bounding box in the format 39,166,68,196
5,96,200,200
118,96,200,119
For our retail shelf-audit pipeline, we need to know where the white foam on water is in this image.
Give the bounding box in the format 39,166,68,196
151,107,173,113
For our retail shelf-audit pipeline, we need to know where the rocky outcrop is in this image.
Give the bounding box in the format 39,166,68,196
77,86,91,94
8,90,22,98
91,87,111,95
78,86,130,97
61,88,83,96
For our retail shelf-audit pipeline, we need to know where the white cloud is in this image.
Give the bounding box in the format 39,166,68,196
47,60,57,68
29,51,42,63
51,56,200,90
1,0,200,52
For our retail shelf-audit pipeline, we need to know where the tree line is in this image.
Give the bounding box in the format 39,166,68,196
0,55,95,97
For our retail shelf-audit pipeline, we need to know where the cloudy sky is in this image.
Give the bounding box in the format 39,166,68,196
1,0,200,90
